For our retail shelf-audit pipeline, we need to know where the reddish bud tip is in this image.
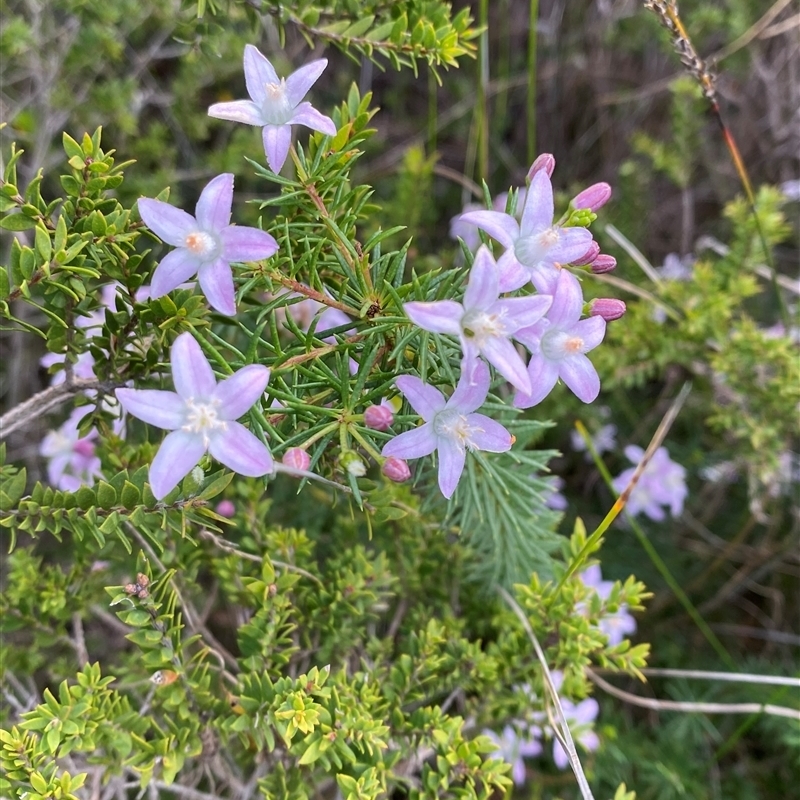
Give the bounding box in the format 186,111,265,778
590,298,626,321
571,241,601,265
364,403,394,431
589,254,617,274
572,182,612,212
216,500,236,518
282,447,311,471
527,153,556,181
382,456,411,483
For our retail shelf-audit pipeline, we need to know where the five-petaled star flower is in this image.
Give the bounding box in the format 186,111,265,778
513,270,606,407
138,173,278,316
208,44,337,174
612,445,687,521
381,361,512,499
403,246,551,393
459,167,593,294
116,332,273,500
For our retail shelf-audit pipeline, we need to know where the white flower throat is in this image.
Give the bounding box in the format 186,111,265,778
184,230,219,261
433,409,480,451
461,308,507,346
542,329,585,359
262,80,293,125
515,227,559,267
182,398,227,447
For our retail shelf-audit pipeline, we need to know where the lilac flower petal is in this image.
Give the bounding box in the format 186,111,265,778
382,424,438,459
285,59,328,107
559,354,601,403
581,564,603,588
289,102,338,136
480,336,531,393
207,100,264,126
171,332,217,399
437,436,467,499
220,226,278,262
262,125,293,173
511,759,526,786
458,210,519,249
463,246,499,310
547,270,584,328
529,263,561,295
496,250,531,293
448,359,490,413
47,455,70,485
115,388,185,429
573,698,600,724
465,413,513,452
520,170,554,236
624,444,645,464
195,173,233,231
149,430,207,500
550,227,594,265
519,739,543,758
496,295,552,330
514,357,559,407
396,376,446,419
208,421,274,477
404,301,463,335
553,741,569,770
198,259,237,316
138,199,196,246
150,248,202,299
571,316,607,352
243,44,278,104
214,365,270,419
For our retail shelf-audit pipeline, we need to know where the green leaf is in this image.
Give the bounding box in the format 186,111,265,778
95,482,117,508
35,225,52,263
120,481,141,509
62,133,84,160
0,468,26,510
0,213,36,231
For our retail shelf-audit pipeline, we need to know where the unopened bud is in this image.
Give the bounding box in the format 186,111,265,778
340,450,366,477
590,298,626,321
282,447,311,471
589,254,617,274
216,500,236,518
571,241,600,266
572,182,612,212
382,456,411,483
527,153,556,181
364,404,393,431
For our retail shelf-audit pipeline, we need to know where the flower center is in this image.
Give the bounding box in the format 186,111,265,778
461,308,507,346
433,408,478,451
182,398,227,447
262,79,293,125
515,227,560,267
541,329,585,360
184,230,220,261
73,439,96,459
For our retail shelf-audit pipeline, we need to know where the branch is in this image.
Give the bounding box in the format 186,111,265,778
587,669,800,721
0,378,115,439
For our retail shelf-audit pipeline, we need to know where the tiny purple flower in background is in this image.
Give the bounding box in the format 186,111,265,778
459,166,593,293
138,173,278,316
208,45,337,174
282,447,311,471
41,350,97,386
449,201,484,253
544,475,568,511
116,332,273,500
382,456,411,483
580,564,637,646
216,499,236,518
612,444,688,521
570,423,617,460
552,696,601,770
514,270,606,408
39,407,103,491
403,246,551,393
657,252,694,281
382,361,512,499
483,725,542,786
364,402,394,431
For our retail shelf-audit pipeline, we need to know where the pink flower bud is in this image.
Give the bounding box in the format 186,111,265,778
589,254,617,274
216,499,236,518
382,456,411,483
282,447,311,471
364,403,393,431
572,182,612,212
571,241,600,266
527,153,556,181
590,298,626,321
